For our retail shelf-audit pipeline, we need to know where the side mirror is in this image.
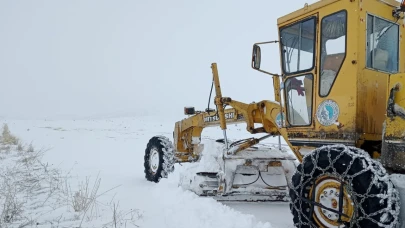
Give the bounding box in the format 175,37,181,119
252,44,261,70
250,41,280,77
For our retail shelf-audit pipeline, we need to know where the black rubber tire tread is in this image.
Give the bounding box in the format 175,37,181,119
144,135,175,183
289,144,400,228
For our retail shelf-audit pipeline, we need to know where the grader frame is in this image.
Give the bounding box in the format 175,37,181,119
144,0,405,227
174,63,300,162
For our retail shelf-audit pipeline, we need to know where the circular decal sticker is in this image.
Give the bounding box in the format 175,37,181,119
316,99,340,126
275,112,286,128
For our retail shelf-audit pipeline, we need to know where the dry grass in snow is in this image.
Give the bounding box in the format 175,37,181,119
0,124,142,228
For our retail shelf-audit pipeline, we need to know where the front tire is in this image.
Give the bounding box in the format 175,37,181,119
289,144,400,228
144,136,175,183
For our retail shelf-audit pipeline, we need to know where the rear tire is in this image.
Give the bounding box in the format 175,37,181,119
289,144,400,228
144,136,175,183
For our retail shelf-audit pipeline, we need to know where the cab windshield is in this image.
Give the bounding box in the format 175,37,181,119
280,17,316,74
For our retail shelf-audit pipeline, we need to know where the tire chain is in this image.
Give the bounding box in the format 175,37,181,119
289,144,400,228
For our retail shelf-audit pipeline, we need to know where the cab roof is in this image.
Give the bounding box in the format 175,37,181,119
277,0,400,25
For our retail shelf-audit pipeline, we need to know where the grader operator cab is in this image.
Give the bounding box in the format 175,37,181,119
144,0,405,227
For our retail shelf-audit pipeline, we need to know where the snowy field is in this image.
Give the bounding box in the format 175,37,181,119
0,115,294,228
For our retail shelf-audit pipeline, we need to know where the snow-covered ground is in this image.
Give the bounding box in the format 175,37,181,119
0,115,294,228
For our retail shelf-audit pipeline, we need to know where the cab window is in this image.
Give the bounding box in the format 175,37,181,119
366,14,399,73
285,74,314,126
280,17,316,75
319,10,347,97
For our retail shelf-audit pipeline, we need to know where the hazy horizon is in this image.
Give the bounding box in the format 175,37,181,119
0,0,345,120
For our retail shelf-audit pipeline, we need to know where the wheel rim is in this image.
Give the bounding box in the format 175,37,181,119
310,175,354,227
149,148,160,174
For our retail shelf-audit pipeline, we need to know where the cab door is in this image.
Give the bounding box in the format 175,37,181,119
279,14,318,129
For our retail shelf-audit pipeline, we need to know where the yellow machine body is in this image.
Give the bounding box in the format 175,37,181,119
275,0,404,159
144,1,405,226
173,0,405,173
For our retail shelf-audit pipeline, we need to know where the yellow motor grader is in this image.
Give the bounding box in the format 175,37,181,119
143,0,405,227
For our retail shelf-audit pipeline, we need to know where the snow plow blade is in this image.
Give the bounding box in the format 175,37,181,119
178,139,297,202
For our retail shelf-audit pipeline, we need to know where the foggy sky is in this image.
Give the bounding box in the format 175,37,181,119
1,0,320,119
